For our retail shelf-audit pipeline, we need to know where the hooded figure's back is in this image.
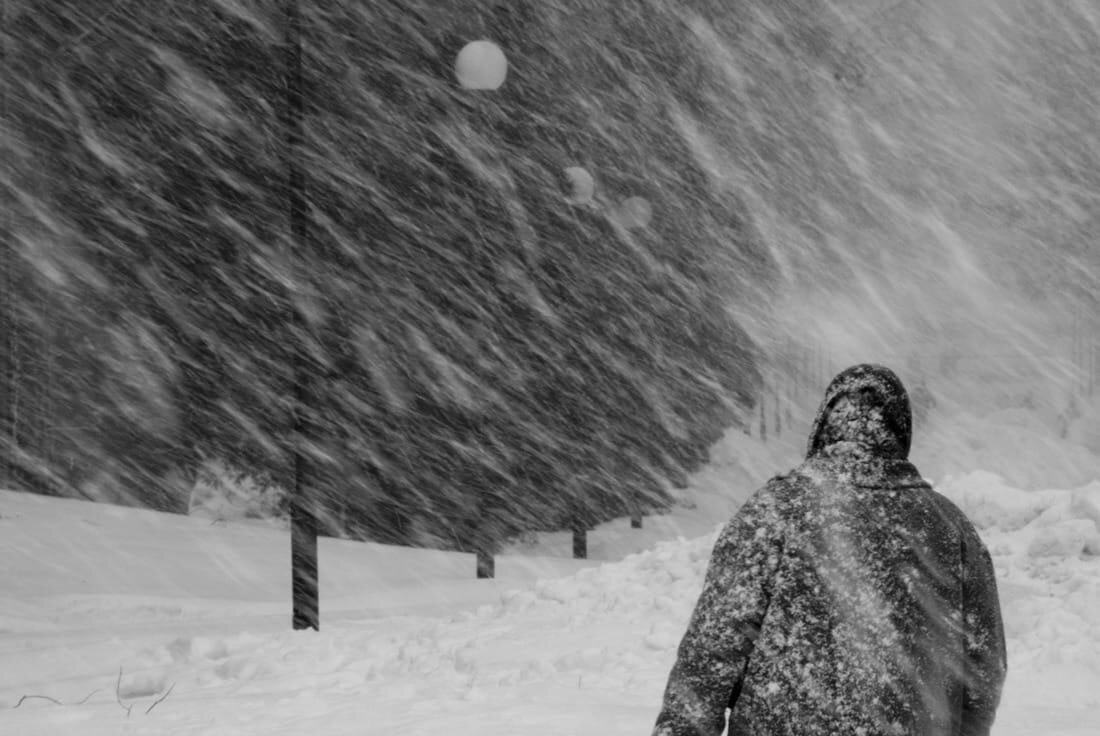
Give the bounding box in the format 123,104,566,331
652,365,1007,736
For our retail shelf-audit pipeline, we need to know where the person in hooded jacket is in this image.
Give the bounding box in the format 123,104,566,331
651,364,1006,736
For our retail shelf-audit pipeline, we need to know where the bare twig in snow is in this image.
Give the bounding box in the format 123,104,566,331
13,694,62,708
115,667,132,717
144,683,175,715
12,688,101,709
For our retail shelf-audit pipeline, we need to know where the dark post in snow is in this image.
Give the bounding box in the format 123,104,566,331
759,401,767,443
476,547,495,579
572,523,587,559
285,0,319,632
774,389,781,437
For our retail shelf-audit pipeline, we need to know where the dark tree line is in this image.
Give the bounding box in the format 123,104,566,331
1,0,781,556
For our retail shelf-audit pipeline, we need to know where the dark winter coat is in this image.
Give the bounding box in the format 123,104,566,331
652,364,1007,736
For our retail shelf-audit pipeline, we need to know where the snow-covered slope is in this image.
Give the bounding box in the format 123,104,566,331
2,439,1100,735
913,398,1100,491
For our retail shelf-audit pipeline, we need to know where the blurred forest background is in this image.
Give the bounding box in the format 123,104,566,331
1,0,774,556
2,0,1099,556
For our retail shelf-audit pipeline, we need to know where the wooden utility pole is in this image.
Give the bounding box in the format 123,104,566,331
285,0,318,631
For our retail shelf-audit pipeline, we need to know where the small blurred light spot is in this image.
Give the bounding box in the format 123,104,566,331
616,196,653,229
455,40,508,91
563,166,596,205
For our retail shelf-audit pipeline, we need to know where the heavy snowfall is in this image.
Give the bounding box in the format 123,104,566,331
2,412,1100,735
2,1,1100,735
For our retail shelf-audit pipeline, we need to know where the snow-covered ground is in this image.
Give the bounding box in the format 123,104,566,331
2,417,1100,735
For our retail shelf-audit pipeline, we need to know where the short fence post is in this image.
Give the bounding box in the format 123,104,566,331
572,525,587,559
476,547,495,579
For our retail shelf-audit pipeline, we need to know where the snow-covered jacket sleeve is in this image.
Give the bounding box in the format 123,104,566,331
652,486,782,736
959,532,1007,736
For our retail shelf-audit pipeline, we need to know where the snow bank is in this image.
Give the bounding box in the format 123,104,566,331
0,489,595,614
508,467,1100,713
938,472,1100,694
913,406,1100,491
939,472,1100,554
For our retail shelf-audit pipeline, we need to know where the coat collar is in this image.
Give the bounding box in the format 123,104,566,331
795,453,930,490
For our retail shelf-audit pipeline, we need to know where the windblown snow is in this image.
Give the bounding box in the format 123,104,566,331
1,423,1099,735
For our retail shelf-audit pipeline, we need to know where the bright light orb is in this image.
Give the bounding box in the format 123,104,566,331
455,40,508,91
563,166,595,205
616,196,653,229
